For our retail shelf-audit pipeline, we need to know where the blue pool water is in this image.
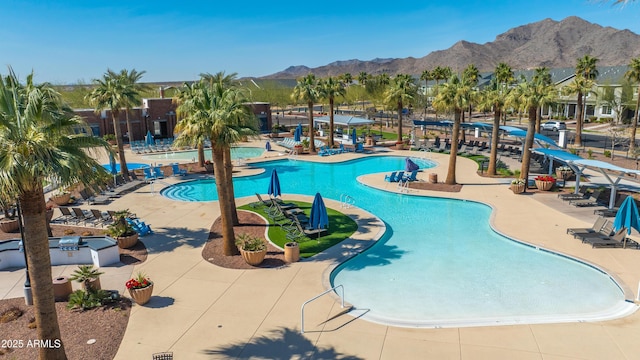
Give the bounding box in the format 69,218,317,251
160,156,632,327
143,147,264,161
101,162,149,172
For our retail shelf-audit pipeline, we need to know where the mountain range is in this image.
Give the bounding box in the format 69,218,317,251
261,16,640,79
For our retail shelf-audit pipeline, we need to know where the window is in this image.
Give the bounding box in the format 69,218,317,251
602,106,612,115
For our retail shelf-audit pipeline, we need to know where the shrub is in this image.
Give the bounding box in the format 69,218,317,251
235,233,266,252
63,229,75,235
67,289,111,310
604,150,612,158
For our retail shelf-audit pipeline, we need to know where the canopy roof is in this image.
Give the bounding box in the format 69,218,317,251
314,115,374,126
532,148,582,162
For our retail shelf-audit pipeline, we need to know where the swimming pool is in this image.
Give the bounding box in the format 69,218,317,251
159,156,634,327
143,147,264,161
101,162,149,172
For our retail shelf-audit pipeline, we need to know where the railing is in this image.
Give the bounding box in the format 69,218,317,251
301,285,345,334
397,179,409,193
340,194,355,208
149,180,172,195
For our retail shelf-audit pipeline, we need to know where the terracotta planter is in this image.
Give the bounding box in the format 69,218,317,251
128,283,154,305
556,170,572,180
117,232,139,249
535,180,554,191
511,184,525,194
395,143,405,150
284,242,300,263
51,193,71,206
0,218,19,233
240,248,267,266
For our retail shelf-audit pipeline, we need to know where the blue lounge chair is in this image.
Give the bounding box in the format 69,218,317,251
171,163,187,176
338,144,347,153
152,166,165,179
143,167,156,182
318,146,331,156
384,171,397,182
403,170,418,182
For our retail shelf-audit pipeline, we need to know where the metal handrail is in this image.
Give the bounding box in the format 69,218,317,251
301,285,345,334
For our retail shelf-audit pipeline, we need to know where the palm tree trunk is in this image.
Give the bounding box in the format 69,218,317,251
213,147,237,256
20,189,68,360
575,92,584,147
329,98,335,148
487,108,501,175
307,101,316,153
445,109,461,185
535,108,542,133
197,142,205,167
629,87,640,153
397,101,403,142
112,112,130,181
125,108,133,143
223,147,238,225
460,111,466,143
520,106,537,189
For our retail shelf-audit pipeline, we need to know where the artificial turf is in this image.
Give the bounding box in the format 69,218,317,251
239,201,358,258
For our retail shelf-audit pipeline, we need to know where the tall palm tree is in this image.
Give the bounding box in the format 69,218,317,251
110,69,149,142
0,67,111,360
431,66,453,119
420,69,432,116
625,57,640,152
572,55,599,146
340,73,353,85
318,77,346,148
357,72,368,86
432,75,471,185
174,81,207,167
563,75,594,147
291,74,320,153
87,70,138,181
480,84,510,176
514,79,556,188
384,74,416,143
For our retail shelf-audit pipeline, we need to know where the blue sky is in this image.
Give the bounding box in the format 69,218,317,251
1,0,638,84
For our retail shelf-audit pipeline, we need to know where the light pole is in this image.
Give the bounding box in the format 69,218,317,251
16,201,32,305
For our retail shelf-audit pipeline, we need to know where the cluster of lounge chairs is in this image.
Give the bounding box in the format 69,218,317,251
254,194,327,241
131,138,175,154
558,187,604,207
141,164,186,181
567,217,638,248
276,137,325,150
52,208,118,228
384,170,418,183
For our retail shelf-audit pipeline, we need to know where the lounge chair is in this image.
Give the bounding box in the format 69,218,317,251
152,166,165,179
143,167,156,182
318,146,332,156
566,217,607,238
575,220,614,242
558,185,588,201
293,216,328,238
53,207,74,223
403,170,418,182
171,163,187,176
384,171,398,182
71,207,95,226
80,188,110,205
569,190,602,207
585,228,632,248
90,209,112,228
593,196,626,217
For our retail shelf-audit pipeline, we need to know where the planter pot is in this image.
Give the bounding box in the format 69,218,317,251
52,276,72,301
535,180,554,191
284,242,300,263
239,248,267,266
87,277,101,291
128,283,154,305
556,170,573,180
293,145,303,153
511,184,525,194
0,218,19,233
117,232,139,249
51,193,71,206
395,143,405,150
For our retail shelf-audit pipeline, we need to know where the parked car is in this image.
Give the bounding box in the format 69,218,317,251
541,121,566,131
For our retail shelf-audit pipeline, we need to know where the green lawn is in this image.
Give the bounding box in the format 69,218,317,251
239,201,359,258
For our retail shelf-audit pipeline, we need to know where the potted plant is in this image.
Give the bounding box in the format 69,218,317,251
0,192,18,233
204,160,213,172
126,272,153,305
534,175,556,191
69,265,104,292
103,133,117,145
301,139,310,151
50,190,71,206
510,178,526,194
106,210,139,248
555,166,573,180
235,233,267,266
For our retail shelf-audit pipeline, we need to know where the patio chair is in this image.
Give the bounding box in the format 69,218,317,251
569,190,603,207
585,228,632,248
593,196,626,217
90,209,112,228
293,216,328,238
403,170,419,182
171,163,187,176
558,185,588,201
384,171,398,182
71,207,96,226
143,167,156,182
575,220,614,242
53,207,74,223
566,217,607,238
152,166,165,179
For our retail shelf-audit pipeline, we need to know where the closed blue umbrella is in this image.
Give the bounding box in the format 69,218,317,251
352,128,357,145
405,157,419,172
267,169,281,198
265,141,271,151
613,195,640,237
145,130,154,146
309,192,329,230
294,124,302,142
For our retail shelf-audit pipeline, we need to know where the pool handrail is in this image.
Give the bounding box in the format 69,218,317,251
301,284,345,334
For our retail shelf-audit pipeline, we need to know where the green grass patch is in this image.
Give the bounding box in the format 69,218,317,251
239,201,359,258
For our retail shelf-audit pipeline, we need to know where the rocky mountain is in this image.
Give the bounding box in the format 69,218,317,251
262,16,640,79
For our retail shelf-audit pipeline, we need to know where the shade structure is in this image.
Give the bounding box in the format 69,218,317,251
405,158,419,172
309,192,329,230
613,196,640,245
265,141,271,151
352,128,357,145
294,124,302,142
145,130,154,146
267,169,281,198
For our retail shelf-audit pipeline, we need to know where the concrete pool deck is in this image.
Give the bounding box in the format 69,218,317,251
4,141,640,359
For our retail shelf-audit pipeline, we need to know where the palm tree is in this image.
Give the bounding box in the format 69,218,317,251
572,55,599,146
291,74,320,153
357,72,368,86
431,66,453,119
420,69,432,116
340,73,353,85
432,75,471,185
87,70,138,181
384,74,416,143
318,77,346,148
110,69,149,142
532,67,552,131
480,84,510,175
0,67,111,360
563,75,594,147
625,57,640,152
514,79,556,188
174,81,207,167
